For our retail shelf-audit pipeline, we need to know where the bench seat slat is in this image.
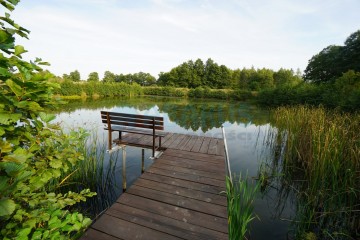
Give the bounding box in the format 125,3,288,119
102,120,164,130
101,116,163,126
105,126,166,137
101,111,163,121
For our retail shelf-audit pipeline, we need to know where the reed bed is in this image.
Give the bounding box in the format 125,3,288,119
267,106,360,239
226,174,259,240
54,134,122,218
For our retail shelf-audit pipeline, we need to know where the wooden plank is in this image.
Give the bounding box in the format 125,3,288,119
161,133,177,148
182,135,199,151
135,177,226,206
217,139,225,156
92,214,182,240
153,156,226,174
118,193,228,234
141,172,225,195
207,138,218,155
146,167,225,189
107,204,228,240
199,137,211,154
161,132,174,145
101,111,163,121
167,134,187,149
150,162,225,181
79,229,121,240
163,148,225,164
175,135,193,150
127,185,227,218
190,136,205,153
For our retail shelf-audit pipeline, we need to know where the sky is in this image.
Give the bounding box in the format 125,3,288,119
11,0,360,79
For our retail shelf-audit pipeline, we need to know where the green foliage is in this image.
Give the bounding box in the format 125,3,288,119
304,30,360,83
257,71,360,111
87,71,99,82
102,70,116,83
0,2,95,239
55,81,143,97
226,174,258,240
63,70,81,82
266,106,360,239
143,86,188,97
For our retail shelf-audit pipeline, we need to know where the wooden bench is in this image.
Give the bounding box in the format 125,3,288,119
101,111,165,157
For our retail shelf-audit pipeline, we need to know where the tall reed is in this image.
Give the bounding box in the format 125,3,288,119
226,174,259,240
54,133,122,218
267,106,360,239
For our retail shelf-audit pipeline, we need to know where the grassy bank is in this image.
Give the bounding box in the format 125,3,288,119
265,106,360,239
55,81,256,101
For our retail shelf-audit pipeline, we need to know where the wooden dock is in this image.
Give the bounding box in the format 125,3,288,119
80,133,228,240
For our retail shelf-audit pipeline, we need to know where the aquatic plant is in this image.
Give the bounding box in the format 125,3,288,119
226,174,259,240
267,106,360,239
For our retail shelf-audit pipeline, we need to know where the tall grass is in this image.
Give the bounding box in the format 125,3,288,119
267,106,360,239
226,174,259,240
55,134,122,218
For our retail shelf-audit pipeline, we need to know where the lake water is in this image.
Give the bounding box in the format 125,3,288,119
54,96,295,240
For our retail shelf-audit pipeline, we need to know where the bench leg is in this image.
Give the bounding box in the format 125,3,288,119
152,135,155,158
159,136,162,149
108,130,112,150
119,131,122,140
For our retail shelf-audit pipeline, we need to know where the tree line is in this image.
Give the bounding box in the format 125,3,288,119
61,60,302,91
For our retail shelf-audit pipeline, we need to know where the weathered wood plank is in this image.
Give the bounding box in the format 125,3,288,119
153,156,226,174
167,134,187,149
107,204,228,240
176,135,193,150
150,162,225,181
207,138,219,155
163,148,225,163
199,137,211,154
161,133,177,148
182,135,199,151
191,136,205,153
117,194,228,234
141,172,225,195
79,229,121,240
134,177,226,206
127,185,227,218
146,167,225,188
92,214,182,240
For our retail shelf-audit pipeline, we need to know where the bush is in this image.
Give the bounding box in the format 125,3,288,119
0,3,95,239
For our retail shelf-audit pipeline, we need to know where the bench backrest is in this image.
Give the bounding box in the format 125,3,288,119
101,111,164,130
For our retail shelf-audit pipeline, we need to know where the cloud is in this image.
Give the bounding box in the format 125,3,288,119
11,0,360,79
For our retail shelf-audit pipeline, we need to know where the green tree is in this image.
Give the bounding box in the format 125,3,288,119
304,30,360,83
87,72,99,82
102,70,116,83
303,45,342,83
63,70,80,81
274,68,302,87
0,2,95,238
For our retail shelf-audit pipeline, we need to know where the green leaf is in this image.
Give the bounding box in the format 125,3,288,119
16,227,31,238
32,231,42,240
0,140,12,152
0,198,16,217
0,127,5,136
0,112,22,124
14,45,26,56
3,148,33,164
0,176,9,192
0,162,24,176
39,112,56,123
49,159,62,169
6,79,22,97
0,67,10,76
